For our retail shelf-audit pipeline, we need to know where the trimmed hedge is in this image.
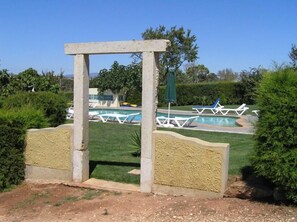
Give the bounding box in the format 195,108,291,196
160,82,244,106
3,92,67,127
0,108,50,191
127,81,245,107
251,68,297,203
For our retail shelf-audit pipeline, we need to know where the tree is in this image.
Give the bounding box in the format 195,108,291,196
0,69,11,96
217,68,238,81
239,67,265,104
185,64,217,83
289,44,297,69
38,71,60,93
8,68,40,92
93,61,142,96
133,25,198,84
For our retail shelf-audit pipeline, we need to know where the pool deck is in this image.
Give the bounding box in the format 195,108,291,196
91,107,257,135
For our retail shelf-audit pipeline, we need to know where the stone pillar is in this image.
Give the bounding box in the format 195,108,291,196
141,52,159,192
72,54,90,182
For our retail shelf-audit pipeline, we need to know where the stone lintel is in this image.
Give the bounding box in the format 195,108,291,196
65,40,170,55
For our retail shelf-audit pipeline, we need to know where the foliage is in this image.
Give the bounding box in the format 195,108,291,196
185,63,217,83
217,68,238,81
94,61,126,94
289,44,297,69
3,92,67,127
251,68,297,203
37,71,60,93
239,67,265,104
125,88,142,105
130,129,141,157
92,62,141,96
158,81,243,107
8,68,40,93
126,81,245,107
0,69,11,97
0,114,26,191
0,107,49,129
0,67,72,98
59,91,73,104
133,25,198,84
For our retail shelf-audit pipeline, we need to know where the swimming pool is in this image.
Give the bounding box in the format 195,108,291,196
90,109,239,127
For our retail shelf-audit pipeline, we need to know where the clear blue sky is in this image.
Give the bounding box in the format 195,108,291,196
1,0,296,75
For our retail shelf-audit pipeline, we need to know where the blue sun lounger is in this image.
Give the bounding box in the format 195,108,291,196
192,98,223,114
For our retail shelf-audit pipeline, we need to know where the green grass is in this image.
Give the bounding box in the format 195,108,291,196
89,122,255,184
89,122,141,184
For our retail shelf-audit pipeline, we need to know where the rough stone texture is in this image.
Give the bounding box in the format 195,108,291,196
140,51,160,193
65,40,170,55
25,166,72,181
65,40,169,189
25,125,73,171
153,131,229,197
73,149,89,183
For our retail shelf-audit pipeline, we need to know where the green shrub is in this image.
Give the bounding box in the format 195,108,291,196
251,68,297,203
0,115,26,191
3,92,67,127
158,82,243,107
59,91,73,104
130,129,141,157
0,107,49,129
126,88,142,105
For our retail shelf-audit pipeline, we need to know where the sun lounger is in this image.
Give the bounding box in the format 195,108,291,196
156,116,198,128
252,110,260,116
216,104,249,116
97,112,140,124
66,107,74,119
192,98,223,114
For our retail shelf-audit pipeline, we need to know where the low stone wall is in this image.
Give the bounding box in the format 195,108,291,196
153,130,229,198
25,124,73,181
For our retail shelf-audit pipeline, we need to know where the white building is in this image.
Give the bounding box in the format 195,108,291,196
89,88,125,108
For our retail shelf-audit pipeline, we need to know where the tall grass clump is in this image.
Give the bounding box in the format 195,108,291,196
251,68,297,203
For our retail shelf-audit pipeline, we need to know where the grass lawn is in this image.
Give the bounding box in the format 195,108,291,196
89,121,255,184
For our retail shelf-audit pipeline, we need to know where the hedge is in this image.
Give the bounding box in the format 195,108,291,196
0,107,50,191
126,81,245,107
3,92,67,127
251,68,297,203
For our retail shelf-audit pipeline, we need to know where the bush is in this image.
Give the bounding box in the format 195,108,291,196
251,68,297,203
158,82,243,107
126,88,142,106
0,107,49,191
3,92,67,127
0,114,26,191
0,107,49,129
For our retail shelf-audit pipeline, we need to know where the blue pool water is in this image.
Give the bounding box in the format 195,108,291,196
90,109,239,127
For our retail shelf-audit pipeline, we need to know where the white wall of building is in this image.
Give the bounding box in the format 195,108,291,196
89,88,124,108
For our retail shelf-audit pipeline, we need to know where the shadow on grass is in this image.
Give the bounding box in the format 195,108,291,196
89,160,140,176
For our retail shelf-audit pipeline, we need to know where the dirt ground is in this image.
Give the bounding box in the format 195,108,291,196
1,182,297,222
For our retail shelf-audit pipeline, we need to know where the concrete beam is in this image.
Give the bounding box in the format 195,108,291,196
65,40,170,55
